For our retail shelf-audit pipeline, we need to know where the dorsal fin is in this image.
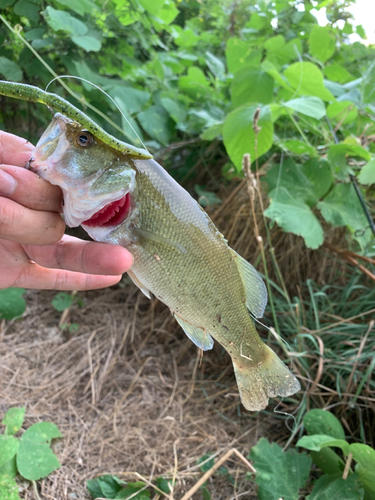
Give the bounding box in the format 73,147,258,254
230,249,268,318
173,314,214,351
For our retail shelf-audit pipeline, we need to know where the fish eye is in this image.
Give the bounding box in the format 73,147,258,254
76,131,94,148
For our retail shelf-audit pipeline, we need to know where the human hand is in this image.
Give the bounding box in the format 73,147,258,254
0,131,133,290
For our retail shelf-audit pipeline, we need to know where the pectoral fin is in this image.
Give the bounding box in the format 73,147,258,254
173,314,214,351
230,249,267,318
134,227,187,254
127,270,151,299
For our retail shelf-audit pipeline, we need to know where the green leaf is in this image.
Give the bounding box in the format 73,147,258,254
297,435,350,455
317,184,370,249
155,1,179,25
112,96,145,147
0,57,22,82
205,52,225,80
310,449,345,476
358,159,375,185
223,105,273,171
201,485,211,500
137,105,175,146
115,482,150,499
264,35,302,69
55,0,98,16
0,288,26,320
2,408,25,435
109,87,150,115
0,0,15,7
279,139,317,157
306,473,364,500
13,0,39,22
264,187,324,249
309,25,336,63
17,422,62,481
87,475,125,499
284,62,334,101
197,453,214,472
155,477,171,494
328,143,371,180
303,410,346,440
0,475,20,500
265,158,332,206
160,97,187,124
284,96,326,120
71,35,101,52
43,6,88,36
231,67,274,107
349,444,375,499
249,438,312,500
323,64,353,84
138,0,165,16
327,101,358,126
51,292,74,312
225,38,261,74
178,67,210,99
0,436,19,468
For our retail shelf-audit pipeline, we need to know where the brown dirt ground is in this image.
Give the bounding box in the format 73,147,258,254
0,180,360,500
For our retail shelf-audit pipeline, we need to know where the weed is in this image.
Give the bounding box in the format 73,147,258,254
0,289,26,321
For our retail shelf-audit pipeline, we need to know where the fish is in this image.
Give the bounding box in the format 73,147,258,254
31,112,301,411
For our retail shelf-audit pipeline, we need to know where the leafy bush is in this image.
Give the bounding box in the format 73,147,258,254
0,0,374,252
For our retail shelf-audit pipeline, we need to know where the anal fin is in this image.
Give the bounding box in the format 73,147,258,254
173,314,214,351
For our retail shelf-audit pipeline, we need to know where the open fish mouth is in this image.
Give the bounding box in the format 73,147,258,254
82,193,131,228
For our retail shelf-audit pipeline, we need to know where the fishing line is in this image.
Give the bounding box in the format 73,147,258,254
45,76,149,154
250,312,291,351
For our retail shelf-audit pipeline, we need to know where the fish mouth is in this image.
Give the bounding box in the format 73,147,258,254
82,193,131,228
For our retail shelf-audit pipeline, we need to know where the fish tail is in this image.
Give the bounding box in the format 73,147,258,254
232,344,300,411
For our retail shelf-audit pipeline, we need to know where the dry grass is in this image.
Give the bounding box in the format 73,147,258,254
1,178,372,500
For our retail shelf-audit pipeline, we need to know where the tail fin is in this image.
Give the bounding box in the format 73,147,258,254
232,344,300,411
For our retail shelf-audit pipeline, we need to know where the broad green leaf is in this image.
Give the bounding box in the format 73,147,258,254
324,64,353,84
309,25,336,63
155,477,171,494
155,1,179,25
2,408,25,435
178,67,210,99
138,105,175,146
303,409,345,440
279,140,317,157
113,97,145,146
264,35,302,69
138,0,165,16
327,101,358,125
115,482,150,499
284,96,326,120
200,123,222,141
0,0,15,7
87,475,125,499
0,456,17,479
52,292,74,312
172,27,199,48
0,475,20,500
55,0,98,15
0,436,19,468
17,422,62,481
231,67,274,107
222,105,273,171
249,438,312,500
264,187,324,249
307,473,364,500
265,158,332,206
0,57,22,82
350,444,375,499
284,62,334,101
310,448,345,476
317,184,370,249
188,106,224,130
71,35,101,52
225,38,261,74
43,7,88,36
358,159,375,185
13,0,39,22
247,12,269,31
0,288,26,320
262,61,294,91
205,52,225,80
109,87,150,115
328,143,371,180
160,97,187,124
297,435,350,455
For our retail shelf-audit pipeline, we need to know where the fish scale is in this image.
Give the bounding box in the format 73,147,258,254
32,113,301,411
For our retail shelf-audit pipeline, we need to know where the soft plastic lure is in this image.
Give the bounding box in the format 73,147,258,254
0,80,152,159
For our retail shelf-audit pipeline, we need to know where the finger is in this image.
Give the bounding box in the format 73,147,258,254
0,197,65,245
24,235,133,275
0,165,63,212
0,131,34,167
13,262,123,290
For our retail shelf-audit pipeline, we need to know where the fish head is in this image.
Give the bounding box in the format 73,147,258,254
31,113,136,239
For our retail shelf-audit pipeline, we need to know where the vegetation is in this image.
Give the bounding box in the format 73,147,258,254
0,0,374,498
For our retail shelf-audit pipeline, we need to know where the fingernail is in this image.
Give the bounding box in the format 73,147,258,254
0,169,17,195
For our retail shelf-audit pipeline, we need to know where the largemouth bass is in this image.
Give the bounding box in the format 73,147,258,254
31,113,300,411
